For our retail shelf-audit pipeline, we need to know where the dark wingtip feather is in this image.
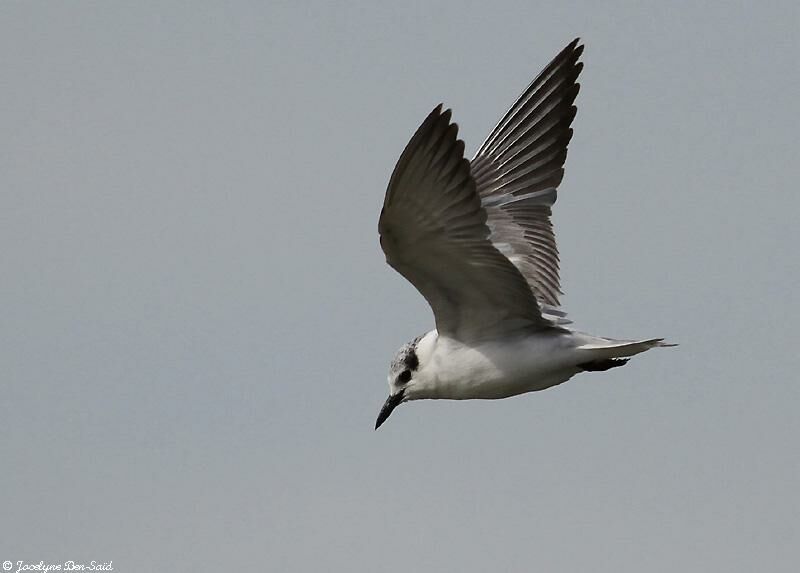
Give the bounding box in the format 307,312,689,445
564,38,583,57
440,107,452,123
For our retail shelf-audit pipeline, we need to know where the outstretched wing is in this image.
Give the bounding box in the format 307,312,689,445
471,39,584,323
379,105,548,342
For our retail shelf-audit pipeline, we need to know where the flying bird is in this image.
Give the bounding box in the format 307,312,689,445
376,39,674,429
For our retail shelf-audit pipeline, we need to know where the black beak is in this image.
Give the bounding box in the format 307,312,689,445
375,390,405,430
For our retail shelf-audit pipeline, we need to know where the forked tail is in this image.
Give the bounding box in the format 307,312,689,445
576,337,676,371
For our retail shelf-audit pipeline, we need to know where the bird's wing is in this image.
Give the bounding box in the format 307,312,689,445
471,39,584,324
379,105,549,342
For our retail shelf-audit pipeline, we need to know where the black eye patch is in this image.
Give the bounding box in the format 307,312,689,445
397,369,411,384
404,349,419,371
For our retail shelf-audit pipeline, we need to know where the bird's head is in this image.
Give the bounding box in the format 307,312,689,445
375,335,425,429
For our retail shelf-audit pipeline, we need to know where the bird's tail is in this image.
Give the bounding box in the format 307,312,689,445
575,336,677,363
577,336,677,372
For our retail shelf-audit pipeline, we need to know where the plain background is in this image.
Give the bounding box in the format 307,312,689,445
2,2,798,571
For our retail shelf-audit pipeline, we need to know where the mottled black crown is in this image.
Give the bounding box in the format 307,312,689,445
390,335,423,382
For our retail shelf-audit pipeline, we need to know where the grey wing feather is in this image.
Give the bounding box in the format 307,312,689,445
471,39,584,322
380,105,549,342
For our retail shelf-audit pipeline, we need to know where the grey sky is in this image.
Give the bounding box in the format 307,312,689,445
2,1,798,571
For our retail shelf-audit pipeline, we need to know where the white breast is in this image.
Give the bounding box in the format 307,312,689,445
410,330,582,400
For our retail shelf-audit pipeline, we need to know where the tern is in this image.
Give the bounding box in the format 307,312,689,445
375,39,674,429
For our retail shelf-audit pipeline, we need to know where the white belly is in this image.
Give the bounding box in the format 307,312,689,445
412,331,583,400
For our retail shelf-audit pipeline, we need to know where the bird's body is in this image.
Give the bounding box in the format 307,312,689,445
402,329,667,401
403,329,580,400
374,39,674,428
